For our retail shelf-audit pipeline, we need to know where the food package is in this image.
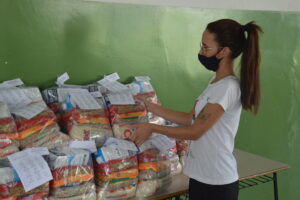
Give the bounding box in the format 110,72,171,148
19,124,70,150
127,77,166,125
12,102,59,150
136,137,172,198
48,147,96,199
43,86,113,147
0,160,49,199
109,104,148,140
94,138,139,200
0,103,19,160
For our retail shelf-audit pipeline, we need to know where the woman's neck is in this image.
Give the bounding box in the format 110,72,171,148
213,58,235,83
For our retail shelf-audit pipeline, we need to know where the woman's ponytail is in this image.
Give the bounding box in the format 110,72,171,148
240,22,263,114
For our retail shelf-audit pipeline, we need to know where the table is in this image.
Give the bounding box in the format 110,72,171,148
146,149,290,200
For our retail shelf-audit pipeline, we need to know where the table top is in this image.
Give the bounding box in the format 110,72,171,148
143,148,290,200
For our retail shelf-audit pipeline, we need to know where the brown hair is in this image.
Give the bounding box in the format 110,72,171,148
206,19,263,114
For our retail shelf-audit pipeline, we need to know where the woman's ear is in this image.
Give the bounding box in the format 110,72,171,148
217,47,231,59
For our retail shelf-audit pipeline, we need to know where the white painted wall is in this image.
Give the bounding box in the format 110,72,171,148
86,0,300,12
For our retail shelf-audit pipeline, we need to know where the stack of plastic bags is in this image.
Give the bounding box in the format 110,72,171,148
94,138,139,200
127,76,165,125
0,160,49,199
12,87,69,150
0,86,69,151
0,103,19,160
48,147,96,200
136,135,172,198
43,86,113,147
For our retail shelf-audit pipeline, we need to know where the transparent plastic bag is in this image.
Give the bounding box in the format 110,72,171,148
109,104,148,140
176,139,189,167
0,161,49,199
43,86,113,147
20,124,70,150
136,139,172,198
61,107,113,147
127,79,166,125
13,105,57,142
166,138,182,176
48,147,96,200
0,103,19,160
94,138,139,200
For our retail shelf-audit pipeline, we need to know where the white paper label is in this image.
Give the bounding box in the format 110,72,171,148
8,150,53,192
104,72,120,82
0,103,11,118
105,137,138,152
69,140,97,153
98,79,128,93
151,135,176,152
134,76,151,82
2,78,24,87
99,146,131,162
56,72,70,85
27,147,50,156
0,88,32,109
70,91,101,110
107,90,135,105
11,102,46,119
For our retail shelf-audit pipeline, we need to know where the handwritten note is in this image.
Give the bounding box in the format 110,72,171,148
107,90,135,105
0,88,31,109
11,102,46,119
8,150,53,192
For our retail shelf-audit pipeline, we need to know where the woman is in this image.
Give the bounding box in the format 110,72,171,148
132,19,263,200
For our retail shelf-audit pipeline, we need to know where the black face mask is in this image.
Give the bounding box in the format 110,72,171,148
198,54,221,72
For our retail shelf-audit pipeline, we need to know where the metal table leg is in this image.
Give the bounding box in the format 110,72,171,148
273,172,278,200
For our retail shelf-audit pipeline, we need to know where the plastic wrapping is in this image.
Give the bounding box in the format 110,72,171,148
176,139,189,167
61,107,113,147
20,124,70,150
127,79,166,125
0,160,49,199
166,138,182,176
48,147,96,199
109,104,148,140
94,138,138,200
43,86,113,147
136,139,171,198
13,103,58,150
0,103,19,160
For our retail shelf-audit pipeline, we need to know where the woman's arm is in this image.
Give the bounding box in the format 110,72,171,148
132,103,224,146
142,99,193,126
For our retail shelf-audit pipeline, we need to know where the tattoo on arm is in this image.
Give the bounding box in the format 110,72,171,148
197,110,211,121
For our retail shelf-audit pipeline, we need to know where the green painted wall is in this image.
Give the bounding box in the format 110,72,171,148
1,0,299,199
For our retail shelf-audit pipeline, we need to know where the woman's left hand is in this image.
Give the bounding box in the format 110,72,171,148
131,123,153,147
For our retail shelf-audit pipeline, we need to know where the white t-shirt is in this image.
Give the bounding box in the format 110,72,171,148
183,75,242,185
